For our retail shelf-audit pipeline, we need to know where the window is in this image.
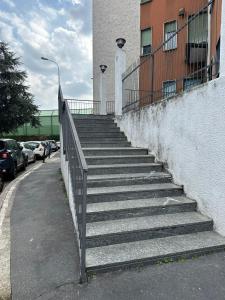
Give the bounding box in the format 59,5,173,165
183,78,201,91
164,21,177,51
188,12,208,44
141,28,152,56
163,81,176,98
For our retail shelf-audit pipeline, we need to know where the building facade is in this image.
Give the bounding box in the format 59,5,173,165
122,0,222,110
140,0,221,101
92,0,140,112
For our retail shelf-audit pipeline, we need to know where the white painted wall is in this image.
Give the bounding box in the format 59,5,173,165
93,0,140,105
117,78,225,236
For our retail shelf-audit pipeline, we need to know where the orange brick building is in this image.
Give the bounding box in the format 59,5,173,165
139,0,221,104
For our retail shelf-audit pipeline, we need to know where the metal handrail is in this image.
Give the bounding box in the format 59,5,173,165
58,85,88,283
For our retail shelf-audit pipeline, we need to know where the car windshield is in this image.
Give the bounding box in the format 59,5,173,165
0,141,5,150
27,142,40,149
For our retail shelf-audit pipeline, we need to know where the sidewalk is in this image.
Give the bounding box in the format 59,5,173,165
10,154,80,300
9,153,225,300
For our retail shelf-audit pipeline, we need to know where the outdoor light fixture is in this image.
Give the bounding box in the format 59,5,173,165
100,65,108,73
179,8,186,17
41,56,61,86
116,38,126,49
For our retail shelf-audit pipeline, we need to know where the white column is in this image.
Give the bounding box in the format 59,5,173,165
115,48,126,116
220,0,225,76
99,72,106,115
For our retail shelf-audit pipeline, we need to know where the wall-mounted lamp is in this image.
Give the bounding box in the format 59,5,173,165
116,38,126,49
179,8,186,17
100,64,108,73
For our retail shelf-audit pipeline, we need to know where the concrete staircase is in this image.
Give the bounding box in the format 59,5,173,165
74,115,225,274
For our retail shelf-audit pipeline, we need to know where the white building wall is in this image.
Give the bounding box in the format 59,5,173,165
116,78,225,236
92,0,140,105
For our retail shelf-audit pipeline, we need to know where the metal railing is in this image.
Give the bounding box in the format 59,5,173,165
123,0,221,112
66,99,116,115
106,101,115,115
59,87,88,283
66,99,101,115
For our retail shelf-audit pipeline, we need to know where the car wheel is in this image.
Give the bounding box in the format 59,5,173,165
10,164,17,180
21,160,26,171
33,155,36,163
0,177,4,193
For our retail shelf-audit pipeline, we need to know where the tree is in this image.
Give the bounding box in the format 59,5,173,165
0,42,39,135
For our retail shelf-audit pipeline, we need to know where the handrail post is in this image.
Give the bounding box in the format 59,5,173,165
80,169,87,283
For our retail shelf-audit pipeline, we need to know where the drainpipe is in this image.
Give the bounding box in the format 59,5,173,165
219,0,225,77
207,3,212,76
115,38,127,116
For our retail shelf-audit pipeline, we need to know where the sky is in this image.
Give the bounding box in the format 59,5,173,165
0,0,93,109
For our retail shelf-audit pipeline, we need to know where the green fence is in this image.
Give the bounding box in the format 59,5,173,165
4,110,59,137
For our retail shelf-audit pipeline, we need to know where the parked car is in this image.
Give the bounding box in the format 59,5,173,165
26,141,44,159
56,141,60,149
0,169,4,192
46,140,58,152
0,139,26,179
20,142,36,164
26,141,49,159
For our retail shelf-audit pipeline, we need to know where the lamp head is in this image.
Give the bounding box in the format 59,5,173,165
116,38,126,49
41,57,49,61
100,64,108,73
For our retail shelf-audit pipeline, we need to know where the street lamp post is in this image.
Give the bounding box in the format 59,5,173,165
41,57,61,86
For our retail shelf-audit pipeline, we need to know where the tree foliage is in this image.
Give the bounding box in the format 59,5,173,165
0,42,40,135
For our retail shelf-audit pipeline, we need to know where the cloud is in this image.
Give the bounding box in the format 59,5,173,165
2,0,15,8
0,0,93,109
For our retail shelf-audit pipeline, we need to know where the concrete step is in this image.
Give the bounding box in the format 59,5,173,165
74,119,115,125
88,163,163,175
81,142,131,148
86,155,155,165
80,137,128,143
78,132,125,138
83,147,149,156
86,212,213,248
76,127,121,133
87,183,183,203
86,196,197,222
73,115,113,120
76,123,118,129
87,172,172,188
86,231,225,272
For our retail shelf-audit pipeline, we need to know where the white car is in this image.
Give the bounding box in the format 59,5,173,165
26,141,46,159
20,142,36,164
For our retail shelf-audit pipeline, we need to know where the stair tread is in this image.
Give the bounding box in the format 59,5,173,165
88,163,161,169
86,212,211,237
85,155,154,159
87,196,195,214
88,183,181,195
87,172,171,181
86,231,225,269
83,147,147,150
